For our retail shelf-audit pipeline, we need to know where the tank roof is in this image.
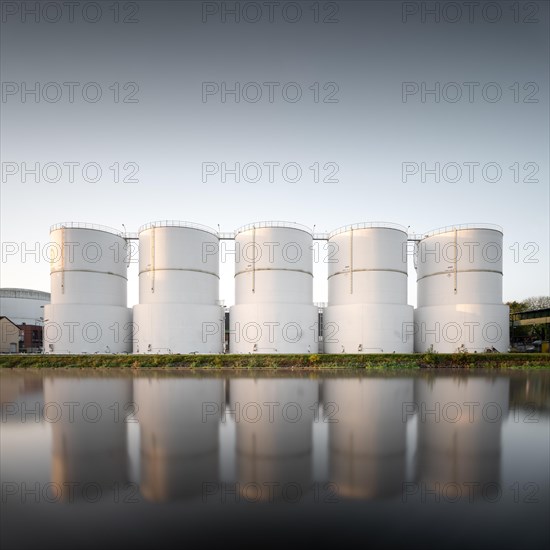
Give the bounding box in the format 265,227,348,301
138,220,219,236
50,222,124,237
234,221,313,236
422,223,503,238
328,221,408,239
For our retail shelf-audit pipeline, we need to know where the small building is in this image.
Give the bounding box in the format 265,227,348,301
0,288,50,353
0,316,20,353
510,308,550,351
18,323,44,353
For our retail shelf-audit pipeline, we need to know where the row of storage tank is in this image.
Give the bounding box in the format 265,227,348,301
4,375,511,501
44,221,509,354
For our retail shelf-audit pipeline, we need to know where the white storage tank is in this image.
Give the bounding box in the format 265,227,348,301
324,378,413,498
414,224,509,353
324,223,414,353
43,223,132,354
230,222,318,353
133,221,224,354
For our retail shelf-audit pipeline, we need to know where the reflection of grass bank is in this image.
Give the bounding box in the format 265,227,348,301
0,353,548,369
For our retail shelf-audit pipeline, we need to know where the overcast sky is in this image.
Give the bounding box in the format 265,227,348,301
1,0,548,307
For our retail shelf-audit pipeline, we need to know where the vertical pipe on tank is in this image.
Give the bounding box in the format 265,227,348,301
150,225,155,293
350,228,354,295
453,228,458,294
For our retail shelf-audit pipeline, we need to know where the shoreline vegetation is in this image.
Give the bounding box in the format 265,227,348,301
0,353,548,370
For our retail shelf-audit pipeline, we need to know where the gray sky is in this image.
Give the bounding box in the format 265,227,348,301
1,0,548,306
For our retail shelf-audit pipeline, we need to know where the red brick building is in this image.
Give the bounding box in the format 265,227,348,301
18,323,44,353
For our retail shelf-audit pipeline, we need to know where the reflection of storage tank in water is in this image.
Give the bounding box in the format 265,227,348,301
229,379,318,500
133,221,224,354
323,378,413,499
414,225,509,353
230,222,318,354
414,376,509,486
324,223,414,353
43,223,132,354
44,377,132,498
133,378,224,501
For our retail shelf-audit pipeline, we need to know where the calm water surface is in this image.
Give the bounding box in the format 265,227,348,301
1,369,549,549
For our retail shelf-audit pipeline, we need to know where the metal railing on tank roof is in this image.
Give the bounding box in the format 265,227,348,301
138,220,219,237
0,288,50,300
219,232,235,240
328,221,408,239
50,222,124,236
422,223,503,238
234,221,313,235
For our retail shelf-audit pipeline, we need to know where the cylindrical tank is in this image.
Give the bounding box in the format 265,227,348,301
324,223,414,353
229,378,318,500
414,225,509,353
324,378,413,499
229,222,318,353
133,221,224,354
133,377,224,501
43,223,132,354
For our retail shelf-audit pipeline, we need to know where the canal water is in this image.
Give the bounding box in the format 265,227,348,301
1,369,548,548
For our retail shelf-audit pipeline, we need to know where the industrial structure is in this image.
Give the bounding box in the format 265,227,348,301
132,221,224,354
35,220,511,354
0,317,20,353
0,288,50,325
324,223,414,353
414,224,509,353
43,223,132,354
0,288,50,352
229,222,318,353
510,308,550,352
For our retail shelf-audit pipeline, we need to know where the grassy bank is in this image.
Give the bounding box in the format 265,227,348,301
0,353,548,370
